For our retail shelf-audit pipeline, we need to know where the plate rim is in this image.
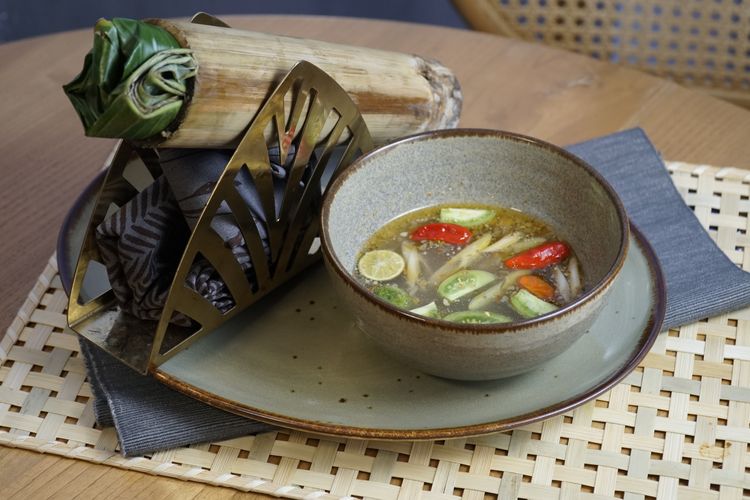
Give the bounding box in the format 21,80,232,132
59,171,667,440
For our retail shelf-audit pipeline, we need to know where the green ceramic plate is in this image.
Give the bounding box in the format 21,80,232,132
58,172,665,439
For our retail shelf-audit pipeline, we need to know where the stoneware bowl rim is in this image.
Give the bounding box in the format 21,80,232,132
320,128,630,335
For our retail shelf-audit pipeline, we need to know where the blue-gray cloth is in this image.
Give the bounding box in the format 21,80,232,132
568,128,750,329
78,127,750,456
79,339,274,456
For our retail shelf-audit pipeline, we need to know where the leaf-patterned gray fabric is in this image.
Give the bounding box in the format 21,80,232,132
94,176,192,325
95,147,297,323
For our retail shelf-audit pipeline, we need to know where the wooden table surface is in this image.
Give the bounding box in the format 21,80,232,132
2,14,750,499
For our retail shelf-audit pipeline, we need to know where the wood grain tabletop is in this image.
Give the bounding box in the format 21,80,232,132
1,14,750,500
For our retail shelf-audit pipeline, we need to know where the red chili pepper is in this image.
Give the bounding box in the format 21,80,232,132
504,241,570,269
410,223,472,245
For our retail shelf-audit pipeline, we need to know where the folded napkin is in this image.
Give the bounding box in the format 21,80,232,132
568,129,750,328
95,147,300,325
79,339,274,455
78,127,750,456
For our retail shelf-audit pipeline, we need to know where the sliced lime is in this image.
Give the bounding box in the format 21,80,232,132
358,250,405,281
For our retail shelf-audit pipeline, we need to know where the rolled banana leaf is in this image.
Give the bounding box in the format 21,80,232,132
63,18,198,140
64,16,462,148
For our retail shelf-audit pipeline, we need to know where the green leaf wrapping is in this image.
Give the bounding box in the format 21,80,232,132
63,18,197,140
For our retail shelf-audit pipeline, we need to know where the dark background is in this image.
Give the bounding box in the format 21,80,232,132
0,0,468,42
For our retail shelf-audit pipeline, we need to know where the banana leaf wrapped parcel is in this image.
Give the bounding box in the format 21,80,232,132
64,17,462,148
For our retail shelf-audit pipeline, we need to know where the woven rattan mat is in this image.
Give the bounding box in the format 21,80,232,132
1,161,749,499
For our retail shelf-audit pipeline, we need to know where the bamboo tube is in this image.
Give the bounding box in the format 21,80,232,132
146,19,462,148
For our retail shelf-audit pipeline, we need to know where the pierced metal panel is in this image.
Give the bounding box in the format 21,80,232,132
67,60,373,373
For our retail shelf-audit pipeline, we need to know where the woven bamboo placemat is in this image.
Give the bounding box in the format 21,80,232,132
1,161,749,499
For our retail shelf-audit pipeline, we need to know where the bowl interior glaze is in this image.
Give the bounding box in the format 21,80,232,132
325,130,626,299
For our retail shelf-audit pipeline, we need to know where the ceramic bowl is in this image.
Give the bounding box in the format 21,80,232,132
320,129,629,380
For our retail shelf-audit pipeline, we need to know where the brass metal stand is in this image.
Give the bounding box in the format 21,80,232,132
67,60,373,373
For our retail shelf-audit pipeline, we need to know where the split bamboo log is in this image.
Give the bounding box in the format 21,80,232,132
148,19,462,148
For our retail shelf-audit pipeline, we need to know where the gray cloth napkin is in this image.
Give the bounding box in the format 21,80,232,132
78,127,750,456
79,338,275,456
568,128,750,329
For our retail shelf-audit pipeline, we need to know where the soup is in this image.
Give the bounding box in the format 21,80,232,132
353,204,583,324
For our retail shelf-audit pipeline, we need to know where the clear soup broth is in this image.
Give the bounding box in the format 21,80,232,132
353,204,584,324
